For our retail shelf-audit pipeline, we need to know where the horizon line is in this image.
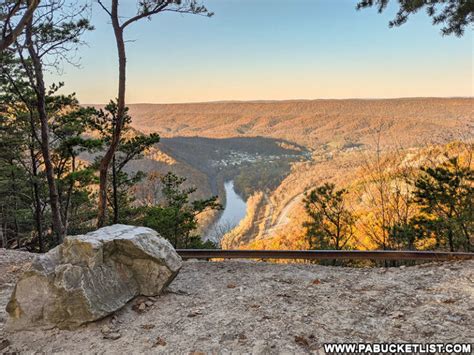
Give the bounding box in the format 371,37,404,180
84,96,474,106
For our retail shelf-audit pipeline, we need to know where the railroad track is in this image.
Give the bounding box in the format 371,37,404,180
177,249,474,261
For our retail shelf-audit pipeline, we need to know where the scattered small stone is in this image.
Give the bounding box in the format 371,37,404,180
442,298,457,304
103,332,121,340
238,333,247,340
227,283,237,289
148,296,158,302
187,310,203,317
294,335,309,347
101,325,111,334
153,336,167,347
145,301,154,307
132,303,144,313
311,279,321,285
391,311,404,319
141,324,156,330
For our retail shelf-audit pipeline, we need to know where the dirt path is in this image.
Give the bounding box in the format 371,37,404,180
1,249,473,354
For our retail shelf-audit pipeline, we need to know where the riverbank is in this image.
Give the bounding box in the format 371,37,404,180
1,249,473,354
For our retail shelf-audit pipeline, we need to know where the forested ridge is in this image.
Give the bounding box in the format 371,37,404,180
242,142,473,256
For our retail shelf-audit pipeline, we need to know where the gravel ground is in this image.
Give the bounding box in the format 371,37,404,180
0,249,473,354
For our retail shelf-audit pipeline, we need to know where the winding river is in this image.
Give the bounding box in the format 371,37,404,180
205,181,247,243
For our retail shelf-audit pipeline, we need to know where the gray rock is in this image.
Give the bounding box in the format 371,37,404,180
6,225,182,330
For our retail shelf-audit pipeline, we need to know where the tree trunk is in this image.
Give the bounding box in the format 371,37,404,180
10,165,20,248
29,139,44,252
97,0,126,227
0,219,5,248
447,228,454,252
458,222,471,252
0,0,39,52
26,21,65,244
63,154,76,234
112,154,119,224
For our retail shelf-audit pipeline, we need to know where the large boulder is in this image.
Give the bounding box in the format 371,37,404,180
6,225,182,330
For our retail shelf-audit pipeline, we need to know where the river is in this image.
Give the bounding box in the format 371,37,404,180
205,181,247,243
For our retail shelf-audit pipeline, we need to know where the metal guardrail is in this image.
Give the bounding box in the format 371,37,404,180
176,249,474,261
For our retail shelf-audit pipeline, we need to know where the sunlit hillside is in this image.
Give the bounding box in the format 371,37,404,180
126,98,473,249
128,98,473,149
240,142,473,251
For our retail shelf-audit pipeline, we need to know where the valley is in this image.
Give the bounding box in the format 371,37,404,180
127,98,474,249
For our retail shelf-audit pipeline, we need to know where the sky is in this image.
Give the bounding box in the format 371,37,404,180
47,0,473,104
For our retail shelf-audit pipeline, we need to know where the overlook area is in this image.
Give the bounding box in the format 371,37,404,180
1,249,473,353
1,0,473,352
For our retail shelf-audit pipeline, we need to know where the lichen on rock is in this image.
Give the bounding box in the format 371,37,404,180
6,224,182,330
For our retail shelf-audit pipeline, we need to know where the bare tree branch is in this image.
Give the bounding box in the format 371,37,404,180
1,0,40,52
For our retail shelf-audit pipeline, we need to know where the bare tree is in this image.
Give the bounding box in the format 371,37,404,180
206,220,234,247
358,125,417,250
95,0,212,227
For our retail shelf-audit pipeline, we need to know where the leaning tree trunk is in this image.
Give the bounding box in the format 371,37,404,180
97,0,126,227
26,22,65,244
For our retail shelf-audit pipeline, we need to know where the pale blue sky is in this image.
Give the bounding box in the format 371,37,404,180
47,0,473,103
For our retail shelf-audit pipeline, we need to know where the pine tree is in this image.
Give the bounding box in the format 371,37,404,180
303,183,355,250
357,0,473,36
411,156,473,252
141,172,221,249
91,101,160,224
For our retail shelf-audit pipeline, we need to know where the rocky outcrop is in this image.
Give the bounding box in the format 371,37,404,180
6,225,182,330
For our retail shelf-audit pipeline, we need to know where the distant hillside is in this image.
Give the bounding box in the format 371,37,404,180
236,141,474,251
127,98,473,149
